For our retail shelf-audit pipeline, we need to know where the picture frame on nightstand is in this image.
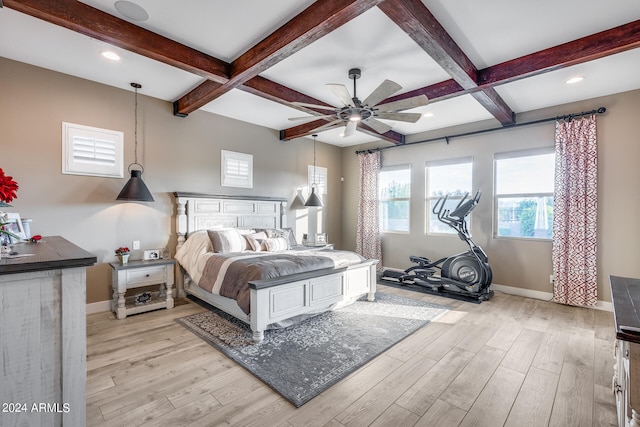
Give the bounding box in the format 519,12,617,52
143,249,161,260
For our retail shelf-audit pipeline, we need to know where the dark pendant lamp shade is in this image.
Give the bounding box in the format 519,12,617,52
116,168,154,202
305,134,324,207
305,187,323,207
117,82,154,202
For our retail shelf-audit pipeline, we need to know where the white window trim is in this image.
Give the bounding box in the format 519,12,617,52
62,122,123,178
221,150,253,188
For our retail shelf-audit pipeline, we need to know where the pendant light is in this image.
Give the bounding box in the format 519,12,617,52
116,83,154,202
305,134,323,207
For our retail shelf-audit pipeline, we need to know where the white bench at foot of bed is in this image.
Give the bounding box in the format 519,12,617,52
248,260,377,343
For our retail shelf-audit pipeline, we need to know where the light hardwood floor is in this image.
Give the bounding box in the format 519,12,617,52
86,284,618,426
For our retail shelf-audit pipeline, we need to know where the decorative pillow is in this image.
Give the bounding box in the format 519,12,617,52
257,228,296,248
244,231,267,252
261,237,289,252
207,228,245,253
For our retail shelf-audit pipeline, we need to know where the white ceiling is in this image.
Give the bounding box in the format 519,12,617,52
1,0,639,147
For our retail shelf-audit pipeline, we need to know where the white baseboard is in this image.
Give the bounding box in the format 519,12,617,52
86,300,111,315
491,283,612,312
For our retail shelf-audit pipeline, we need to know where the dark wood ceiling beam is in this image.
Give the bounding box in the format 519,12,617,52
240,76,335,115
4,0,230,83
478,20,640,87
280,119,404,145
174,0,385,116
378,0,514,125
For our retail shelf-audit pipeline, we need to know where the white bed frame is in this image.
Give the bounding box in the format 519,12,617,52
173,192,378,342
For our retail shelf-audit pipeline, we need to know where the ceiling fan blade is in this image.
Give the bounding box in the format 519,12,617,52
363,117,393,134
377,112,423,123
288,114,335,122
327,84,355,107
363,79,402,107
291,102,337,111
376,94,429,112
342,120,358,137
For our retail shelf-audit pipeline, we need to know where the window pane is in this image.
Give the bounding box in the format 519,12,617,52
428,163,472,196
496,196,553,238
426,161,472,234
380,200,410,232
379,167,410,232
380,169,410,199
496,153,554,194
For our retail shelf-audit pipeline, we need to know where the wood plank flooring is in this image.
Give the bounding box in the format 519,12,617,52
86,285,618,426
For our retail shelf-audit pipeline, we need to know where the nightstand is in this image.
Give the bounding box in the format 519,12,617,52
110,258,176,319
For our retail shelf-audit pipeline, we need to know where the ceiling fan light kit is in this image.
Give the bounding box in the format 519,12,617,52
291,68,429,138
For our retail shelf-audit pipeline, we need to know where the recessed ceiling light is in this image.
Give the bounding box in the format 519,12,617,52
101,51,121,61
114,1,149,22
423,112,434,118
566,76,584,84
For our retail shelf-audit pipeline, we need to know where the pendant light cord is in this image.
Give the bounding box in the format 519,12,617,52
130,82,142,170
312,134,317,188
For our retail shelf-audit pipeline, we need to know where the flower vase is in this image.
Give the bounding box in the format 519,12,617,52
118,253,130,264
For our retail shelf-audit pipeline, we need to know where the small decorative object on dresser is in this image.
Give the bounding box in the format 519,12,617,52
115,246,130,264
110,258,176,319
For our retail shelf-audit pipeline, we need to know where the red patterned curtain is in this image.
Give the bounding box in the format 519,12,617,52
552,115,598,306
356,151,382,270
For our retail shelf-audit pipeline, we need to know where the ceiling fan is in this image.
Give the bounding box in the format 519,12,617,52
289,68,429,137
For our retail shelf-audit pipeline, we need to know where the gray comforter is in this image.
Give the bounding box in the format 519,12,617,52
198,250,363,314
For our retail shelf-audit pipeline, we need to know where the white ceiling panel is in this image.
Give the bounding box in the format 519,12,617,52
78,0,317,62
422,0,640,68
0,8,203,100
495,49,640,113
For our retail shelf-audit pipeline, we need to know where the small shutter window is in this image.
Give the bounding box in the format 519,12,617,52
221,150,253,188
62,122,123,178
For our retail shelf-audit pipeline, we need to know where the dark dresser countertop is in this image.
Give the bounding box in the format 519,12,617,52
610,275,640,345
0,235,97,275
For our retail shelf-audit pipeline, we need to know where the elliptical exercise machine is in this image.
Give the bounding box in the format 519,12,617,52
380,190,493,301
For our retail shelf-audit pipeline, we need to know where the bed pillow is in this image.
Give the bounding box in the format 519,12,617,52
257,227,296,248
261,237,289,252
244,231,267,252
207,228,245,253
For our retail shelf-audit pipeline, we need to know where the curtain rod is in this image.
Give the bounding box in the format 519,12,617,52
355,107,606,154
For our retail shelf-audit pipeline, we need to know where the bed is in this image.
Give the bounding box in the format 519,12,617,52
173,193,378,342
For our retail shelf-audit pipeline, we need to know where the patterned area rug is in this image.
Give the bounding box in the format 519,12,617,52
176,293,449,407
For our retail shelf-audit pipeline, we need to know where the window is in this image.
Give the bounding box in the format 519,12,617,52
379,166,410,232
221,150,253,188
308,165,327,196
62,122,123,178
426,158,473,234
494,148,555,239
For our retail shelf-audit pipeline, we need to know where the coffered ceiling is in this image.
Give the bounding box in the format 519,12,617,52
1,0,639,147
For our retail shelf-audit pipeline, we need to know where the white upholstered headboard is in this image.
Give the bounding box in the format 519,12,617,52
173,193,288,250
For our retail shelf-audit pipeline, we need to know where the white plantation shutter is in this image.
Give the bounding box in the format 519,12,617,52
221,150,253,188
62,122,123,178
308,165,327,195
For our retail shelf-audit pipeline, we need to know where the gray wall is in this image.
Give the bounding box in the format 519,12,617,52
342,89,640,303
0,58,343,304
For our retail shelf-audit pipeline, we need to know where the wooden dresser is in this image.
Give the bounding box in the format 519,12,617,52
0,236,96,427
610,275,640,427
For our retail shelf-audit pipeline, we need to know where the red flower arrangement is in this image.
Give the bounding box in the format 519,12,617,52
0,168,19,205
115,247,130,255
